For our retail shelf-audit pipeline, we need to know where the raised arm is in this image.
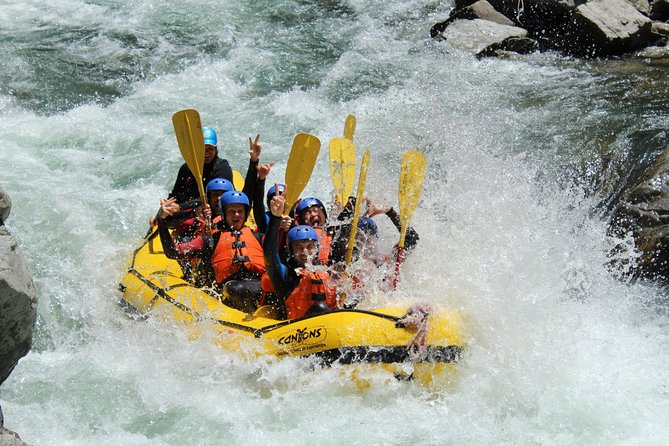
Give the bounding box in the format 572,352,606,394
263,193,292,299
366,199,419,250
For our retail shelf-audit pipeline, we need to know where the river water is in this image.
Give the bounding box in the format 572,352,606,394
1,0,669,444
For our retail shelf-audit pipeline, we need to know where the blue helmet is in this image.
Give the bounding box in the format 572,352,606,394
202,127,217,146
219,190,250,214
266,183,286,207
205,178,234,194
295,197,327,224
287,225,319,253
357,216,378,236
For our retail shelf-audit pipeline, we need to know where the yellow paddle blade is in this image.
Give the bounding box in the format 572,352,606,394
329,137,356,205
284,133,321,208
172,109,206,199
344,114,356,141
345,148,371,265
232,170,257,229
398,150,427,248
232,169,244,190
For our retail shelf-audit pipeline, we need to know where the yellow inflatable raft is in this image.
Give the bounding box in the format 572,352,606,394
118,230,466,385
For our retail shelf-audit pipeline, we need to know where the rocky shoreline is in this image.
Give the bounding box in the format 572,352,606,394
431,0,669,60
0,187,36,446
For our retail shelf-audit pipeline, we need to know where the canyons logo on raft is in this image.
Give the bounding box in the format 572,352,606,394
277,326,327,346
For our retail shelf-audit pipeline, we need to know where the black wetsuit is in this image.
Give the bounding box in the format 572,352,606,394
169,155,233,204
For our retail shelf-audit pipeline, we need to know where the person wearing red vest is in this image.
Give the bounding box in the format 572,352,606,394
262,192,338,320
211,190,266,312
155,178,234,286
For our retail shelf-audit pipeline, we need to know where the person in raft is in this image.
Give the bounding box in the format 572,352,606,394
155,177,233,286
211,190,266,312
169,126,233,204
261,188,338,320
156,190,266,311
153,132,266,228
333,197,420,308
293,196,336,265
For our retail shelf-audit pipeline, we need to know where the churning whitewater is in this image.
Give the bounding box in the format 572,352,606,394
1,0,669,445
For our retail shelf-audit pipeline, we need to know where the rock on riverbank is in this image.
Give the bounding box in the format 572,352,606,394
432,0,669,59
0,186,37,446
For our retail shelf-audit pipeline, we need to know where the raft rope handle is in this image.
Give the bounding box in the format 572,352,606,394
395,303,433,361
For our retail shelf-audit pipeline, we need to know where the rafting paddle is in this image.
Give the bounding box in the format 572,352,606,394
392,150,427,289
329,137,356,205
344,114,356,141
284,133,321,208
232,169,257,229
345,148,371,266
172,109,211,232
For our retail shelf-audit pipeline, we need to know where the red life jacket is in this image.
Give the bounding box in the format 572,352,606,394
212,227,266,283
284,269,337,320
314,227,332,264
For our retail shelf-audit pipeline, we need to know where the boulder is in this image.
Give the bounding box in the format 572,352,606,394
438,18,536,57
569,0,654,56
435,0,656,57
0,428,31,446
652,20,669,36
628,0,651,15
609,141,669,283
431,0,514,38
455,0,582,40
651,0,669,20
0,188,37,386
0,187,9,224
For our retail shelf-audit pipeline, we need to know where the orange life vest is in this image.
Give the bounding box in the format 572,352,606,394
211,215,222,233
212,227,266,283
284,269,337,320
314,227,332,264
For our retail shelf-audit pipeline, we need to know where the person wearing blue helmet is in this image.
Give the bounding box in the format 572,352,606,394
205,177,234,220
261,191,338,320
153,176,233,239
169,126,233,204
161,129,269,233
154,191,268,305
294,196,335,265
211,190,266,312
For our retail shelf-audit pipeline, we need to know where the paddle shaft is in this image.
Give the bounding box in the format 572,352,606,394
344,114,356,141
345,148,370,265
392,150,427,289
